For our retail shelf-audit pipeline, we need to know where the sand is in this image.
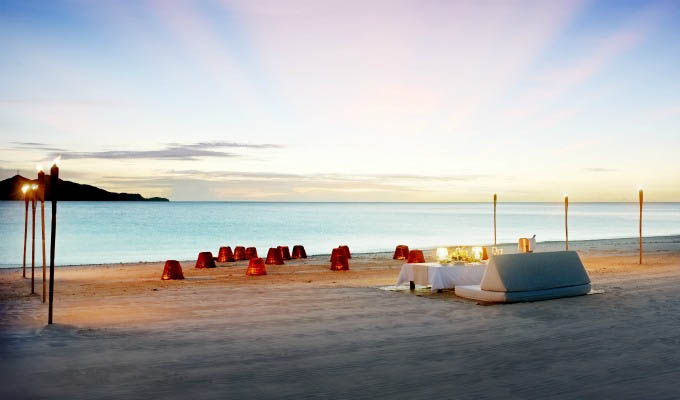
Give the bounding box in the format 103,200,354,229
1,236,680,399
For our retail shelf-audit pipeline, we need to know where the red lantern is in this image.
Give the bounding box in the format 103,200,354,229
245,247,258,259
330,248,349,271
265,247,285,265
393,245,409,260
246,257,267,276
278,246,291,260
195,252,216,269
292,245,307,259
217,246,235,262
233,246,247,261
161,260,184,280
407,249,425,263
339,245,351,259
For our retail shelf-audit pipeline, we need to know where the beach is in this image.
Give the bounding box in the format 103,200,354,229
1,235,680,399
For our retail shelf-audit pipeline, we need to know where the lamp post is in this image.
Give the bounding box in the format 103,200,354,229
22,184,30,278
31,183,37,294
48,158,59,324
493,193,497,246
37,165,46,302
564,193,569,251
639,187,643,265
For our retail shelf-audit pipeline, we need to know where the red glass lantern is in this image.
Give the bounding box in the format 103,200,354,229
161,260,184,280
292,245,307,259
407,249,425,263
393,245,409,260
245,247,258,259
330,248,349,271
233,246,247,261
278,246,291,260
265,247,284,265
339,245,351,259
195,251,216,268
217,246,235,262
246,257,267,276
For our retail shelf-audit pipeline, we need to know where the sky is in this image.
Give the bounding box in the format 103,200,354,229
1,0,679,201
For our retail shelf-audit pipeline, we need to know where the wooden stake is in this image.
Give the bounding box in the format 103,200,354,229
38,169,46,302
564,194,569,251
639,188,643,265
493,193,497,246
23,188,29,279
48,163,59,324
31,189,36,294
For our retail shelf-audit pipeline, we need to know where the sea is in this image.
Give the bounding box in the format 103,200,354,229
1,201,679,268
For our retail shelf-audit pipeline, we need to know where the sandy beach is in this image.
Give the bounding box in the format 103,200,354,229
1,235,680,399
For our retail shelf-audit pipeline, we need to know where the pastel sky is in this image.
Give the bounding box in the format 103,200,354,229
1,0,679,201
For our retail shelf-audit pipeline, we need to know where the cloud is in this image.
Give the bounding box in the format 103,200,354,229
51,141,281,161
11,142,68,152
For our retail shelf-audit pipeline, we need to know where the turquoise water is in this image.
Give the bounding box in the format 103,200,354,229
0,201,679,267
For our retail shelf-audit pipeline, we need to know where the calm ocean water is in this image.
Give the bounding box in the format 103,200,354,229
1,201,679,268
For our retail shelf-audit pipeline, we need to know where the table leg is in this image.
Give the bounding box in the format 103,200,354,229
409,281,415,291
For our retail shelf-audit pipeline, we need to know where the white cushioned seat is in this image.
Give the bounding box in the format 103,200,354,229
454,251,591,303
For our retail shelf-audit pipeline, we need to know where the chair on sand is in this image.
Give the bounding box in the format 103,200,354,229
455,251,591,303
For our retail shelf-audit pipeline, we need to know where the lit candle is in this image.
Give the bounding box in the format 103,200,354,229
37,165,46,302
472,246,483,261
436,247,448,262
639,187,643,265
21,184,30,279
48,157,60,324
564,193,569,251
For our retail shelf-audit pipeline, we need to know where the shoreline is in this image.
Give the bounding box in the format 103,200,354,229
1,234,678,271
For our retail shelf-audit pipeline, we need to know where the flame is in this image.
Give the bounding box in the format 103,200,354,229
638,186,643,192
22,184,30,194
36,163,44,172
564,193,568,198
53,156,61,167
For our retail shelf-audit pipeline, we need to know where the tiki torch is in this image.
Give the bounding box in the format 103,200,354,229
22,184,29,278
639,187,643,265
493,193,497,246
31,183,37,294
564,193,569,251
48,158,59,324
37,165,46,302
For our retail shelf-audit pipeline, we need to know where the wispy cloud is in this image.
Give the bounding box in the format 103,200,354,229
51,141,281,161
11,142,67,152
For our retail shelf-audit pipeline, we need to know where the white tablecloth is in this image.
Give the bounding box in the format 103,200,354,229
396,263,487,292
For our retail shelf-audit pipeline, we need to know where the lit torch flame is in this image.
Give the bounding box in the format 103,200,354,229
36,163,44,172
53,156,61,167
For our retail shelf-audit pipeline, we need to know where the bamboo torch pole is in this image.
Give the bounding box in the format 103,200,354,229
38,166,46,302
48,159,59,324
564,193,569,251
639,187,643,265
22,184,29,278
31,184,37,294
493,193,497,246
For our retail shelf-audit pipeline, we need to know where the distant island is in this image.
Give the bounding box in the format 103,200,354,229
0,175,169,201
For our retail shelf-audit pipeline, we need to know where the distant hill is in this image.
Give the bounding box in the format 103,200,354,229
0,175,169,201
